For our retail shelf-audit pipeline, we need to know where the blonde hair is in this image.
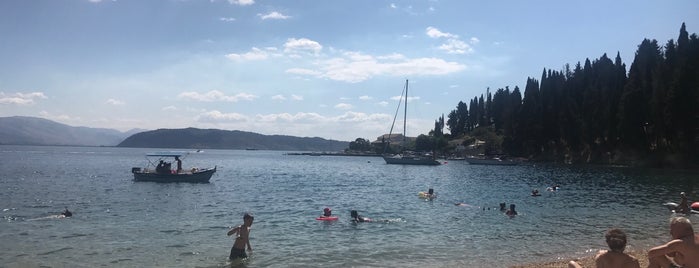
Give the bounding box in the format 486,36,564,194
671,217,694,234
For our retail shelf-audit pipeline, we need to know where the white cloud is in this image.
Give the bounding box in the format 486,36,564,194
258,11,290,20
197,110,248,122
284,38,322,54
426,27,457,39
470,37,480,44
220,17,236,22
271,95,286,101
162,106,177,111
178,90,257,102
315,53,466,83
227,0,254,6
336,111,391,122
285,68,322,76
291,94,303,101
378,101,389,107
225,47,270,61
106,98,125,105
224,38,464,83
255,112,325,123
359,95,372,101
438,39,473,54
334,103,353,110
0,92,47,105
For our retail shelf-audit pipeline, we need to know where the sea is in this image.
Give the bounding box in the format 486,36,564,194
1,145,698,268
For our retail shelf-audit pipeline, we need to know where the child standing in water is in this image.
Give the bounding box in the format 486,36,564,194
227,213,254,260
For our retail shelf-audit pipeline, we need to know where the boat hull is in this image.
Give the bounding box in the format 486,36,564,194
465,158,517,166
382,156,440,166
132,167,217,183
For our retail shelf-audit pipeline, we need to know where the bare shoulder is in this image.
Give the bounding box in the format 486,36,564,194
595,251,639,268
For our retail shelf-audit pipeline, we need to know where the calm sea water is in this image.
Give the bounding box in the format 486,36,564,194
1,145,698,268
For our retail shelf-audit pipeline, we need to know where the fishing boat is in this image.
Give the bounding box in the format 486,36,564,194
465,156,517,166
382,80,440,166
131,152,216,183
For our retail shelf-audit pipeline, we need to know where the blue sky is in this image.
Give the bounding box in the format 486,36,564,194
1,0,697,142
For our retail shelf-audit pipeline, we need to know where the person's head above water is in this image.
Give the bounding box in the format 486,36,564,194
350,210,358,218
323,207,332,216
510,204,516,211
428,188,434,195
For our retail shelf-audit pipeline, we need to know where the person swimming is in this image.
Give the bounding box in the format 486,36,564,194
61,207,72,217
350,210,371,222
419,188,436,200
505,204,517,216
499,202,507,211
321,207,332,218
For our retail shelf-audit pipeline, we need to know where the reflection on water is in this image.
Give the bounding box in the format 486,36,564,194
0,145,698,267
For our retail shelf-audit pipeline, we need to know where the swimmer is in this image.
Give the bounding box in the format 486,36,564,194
227,213,254,260
505,204,517,216
677,192,691,214
531,189,541,196
350,210,371,222
420,188,436,199
320,207,332,218
499,202,507,211
61,207,72,217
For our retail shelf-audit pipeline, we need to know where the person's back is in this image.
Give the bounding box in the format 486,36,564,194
569,228,639,268
648,217,699,268
593,250,639,268
671,224,699,267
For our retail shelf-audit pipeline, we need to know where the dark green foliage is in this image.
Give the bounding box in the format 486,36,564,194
436,23,699,167
348,138,372,152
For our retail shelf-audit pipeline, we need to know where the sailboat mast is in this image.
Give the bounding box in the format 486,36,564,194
403,79,408,146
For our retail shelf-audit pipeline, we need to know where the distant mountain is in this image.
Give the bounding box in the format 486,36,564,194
0,116,140,146
118,128,349,151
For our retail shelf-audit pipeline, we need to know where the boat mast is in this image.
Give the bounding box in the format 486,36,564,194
403,79,408,147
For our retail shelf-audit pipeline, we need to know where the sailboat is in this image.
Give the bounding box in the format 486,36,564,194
382,80,441,166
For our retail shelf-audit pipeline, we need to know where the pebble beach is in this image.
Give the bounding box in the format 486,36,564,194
512,250,650,268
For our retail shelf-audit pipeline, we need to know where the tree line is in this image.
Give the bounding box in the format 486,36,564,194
435,23,698,167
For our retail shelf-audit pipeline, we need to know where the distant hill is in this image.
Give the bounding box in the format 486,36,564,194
0,116,141,146
117,128,349,151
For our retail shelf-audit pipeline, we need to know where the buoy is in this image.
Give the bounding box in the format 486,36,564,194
691,202,699,210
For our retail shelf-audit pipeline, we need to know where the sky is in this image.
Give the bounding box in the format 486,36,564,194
1,1,697,142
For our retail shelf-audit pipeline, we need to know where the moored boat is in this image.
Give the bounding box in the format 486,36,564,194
131,152,216,183
382,80,441,166
383,153,440,165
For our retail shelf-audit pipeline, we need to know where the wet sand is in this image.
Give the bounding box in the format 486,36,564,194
511,250,649,268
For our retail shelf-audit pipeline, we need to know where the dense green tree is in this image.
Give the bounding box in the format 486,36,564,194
348,138,372,152
430,23,698,167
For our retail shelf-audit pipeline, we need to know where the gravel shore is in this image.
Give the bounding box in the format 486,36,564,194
510,250,649,268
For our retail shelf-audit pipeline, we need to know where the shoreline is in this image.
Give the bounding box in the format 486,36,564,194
511,249,650,268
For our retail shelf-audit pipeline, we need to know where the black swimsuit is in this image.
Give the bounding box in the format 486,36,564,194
229,247,247,260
